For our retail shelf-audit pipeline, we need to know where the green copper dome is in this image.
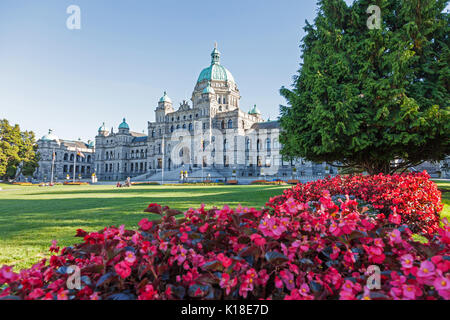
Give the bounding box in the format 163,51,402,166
98,122,107,132
248,105,261,115
159,91,172,103
197,45,235,84
118,118,129,130
41,129,59,142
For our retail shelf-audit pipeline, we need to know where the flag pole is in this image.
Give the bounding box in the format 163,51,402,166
73,149,77,183
162,135,165,185
50,148,55,185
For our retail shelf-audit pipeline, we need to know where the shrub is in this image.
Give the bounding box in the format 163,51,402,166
268,172,443,235
227,180,238,185
1,193,448,300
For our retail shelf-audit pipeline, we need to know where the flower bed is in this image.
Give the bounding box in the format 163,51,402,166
131,182,160,186
227,180,238,185
1,190,448,300
268,172,443,235
63,182,90,186
251,180,287,185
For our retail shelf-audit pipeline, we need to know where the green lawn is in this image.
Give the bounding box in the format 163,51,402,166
0,184,289,270
435,180,450,220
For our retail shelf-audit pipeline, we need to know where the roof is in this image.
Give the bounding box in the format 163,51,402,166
118,118,129,130
41,129,59,142
251,121,280,130
197,46,235,83
159,91,172,103
130,131,147,137
248,105,261,115
60,140,95,150
132,136,148,143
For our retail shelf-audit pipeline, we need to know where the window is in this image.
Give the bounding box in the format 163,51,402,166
221,120,225,129
228,119,233,129
266,138,271,151
189,123,193,131
64,153,68,161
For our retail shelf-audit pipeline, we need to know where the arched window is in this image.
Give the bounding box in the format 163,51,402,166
223,139,227,152
221,120,225,129
228,119,233,129
70,154,74,161
188,123,193,131
246,138,250,151
177,125,180,129
182,124,186,129
171,126,174,133
64,153,68,161
257,139,261,152
151,130,155,138
266,138,271,151
223,96,227,104
242,121,245,129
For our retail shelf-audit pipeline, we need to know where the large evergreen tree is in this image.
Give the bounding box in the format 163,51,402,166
0,119,39,180
280,0,449,174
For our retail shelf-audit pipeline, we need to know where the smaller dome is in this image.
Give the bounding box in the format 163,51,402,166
98,122,107,132
249,105,261,115
118,118,129,130
41,129,59,142
159,91,172,103
202,83,215,94
87,140,95,148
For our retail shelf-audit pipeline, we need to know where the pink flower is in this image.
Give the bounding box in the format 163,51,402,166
217,253,232,269
220,273,238,295
402,285,417,300
275,276,283,289
417,260,435,278
250,234,266,247
434,275,450,291
389,213,401,225
199,223,209,233
299,284,310,296
138,218,153,231
280,269,295,291
400,254,414,269
180,232,189,243
176,246,188,265
388,229,403,244
124,251,136,265
57,289,69,300
115,261,131,279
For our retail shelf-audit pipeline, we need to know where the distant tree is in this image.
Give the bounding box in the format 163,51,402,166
0,119,39,180
280,0,450,174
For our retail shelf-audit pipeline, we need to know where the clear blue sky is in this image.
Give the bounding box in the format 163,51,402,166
0,0,372,141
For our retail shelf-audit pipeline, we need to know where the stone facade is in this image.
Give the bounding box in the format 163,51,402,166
94,46,329,181
34,130,95,182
